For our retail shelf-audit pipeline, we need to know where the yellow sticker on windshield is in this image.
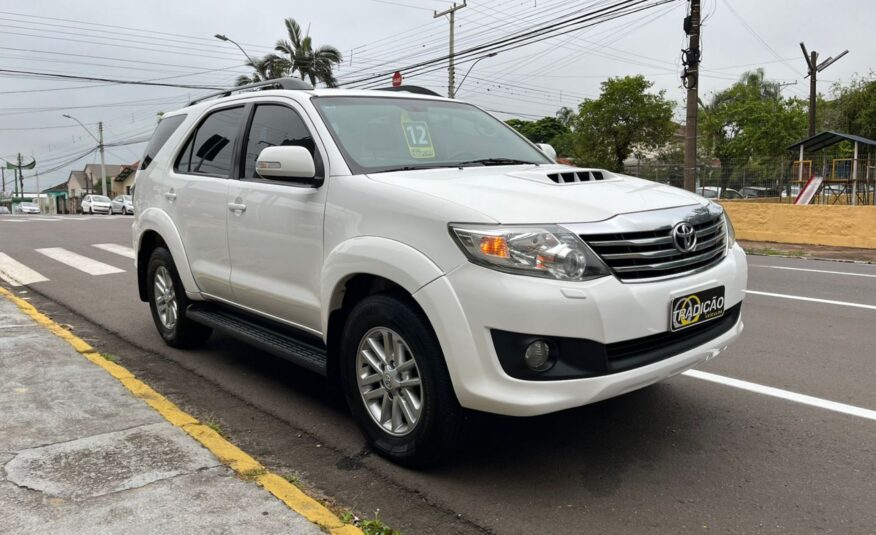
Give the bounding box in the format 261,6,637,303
400,119,435,159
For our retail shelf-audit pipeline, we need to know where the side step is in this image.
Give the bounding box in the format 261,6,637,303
186,303,328,376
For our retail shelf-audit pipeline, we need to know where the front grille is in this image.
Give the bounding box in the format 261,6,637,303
582,215,727,282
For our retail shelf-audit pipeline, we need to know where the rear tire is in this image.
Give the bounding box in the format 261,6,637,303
146,247,212,348
340,294,464,467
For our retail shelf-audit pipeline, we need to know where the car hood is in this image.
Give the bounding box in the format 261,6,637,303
366,165,705,224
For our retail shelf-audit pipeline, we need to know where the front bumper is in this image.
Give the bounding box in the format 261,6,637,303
414,243,747,416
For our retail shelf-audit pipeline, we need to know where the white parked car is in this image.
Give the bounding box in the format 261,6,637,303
111,195,134,214
81,194,112,214
133,79,747,465
18,201,40,214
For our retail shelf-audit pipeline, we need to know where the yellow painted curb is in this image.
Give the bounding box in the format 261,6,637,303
0,286,362,535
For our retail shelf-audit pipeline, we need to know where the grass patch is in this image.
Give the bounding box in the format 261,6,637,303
283,472,301,485
745,246,806,257
239,467,268,481
341,510,401,535
100,353,119,363
202,414,227,438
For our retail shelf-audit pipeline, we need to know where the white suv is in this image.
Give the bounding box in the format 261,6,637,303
133,79,746,465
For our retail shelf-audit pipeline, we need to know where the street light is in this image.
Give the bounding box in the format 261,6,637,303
63,114,107,198
455,52,498,94
214,33,256,65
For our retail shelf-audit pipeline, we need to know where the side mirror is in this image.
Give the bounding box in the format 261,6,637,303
255,146,316,180
536,143,557,162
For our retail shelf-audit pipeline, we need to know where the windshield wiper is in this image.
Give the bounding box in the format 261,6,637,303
372,165,448,174
455,158,540,167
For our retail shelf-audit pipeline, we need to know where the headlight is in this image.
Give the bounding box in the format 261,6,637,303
449,224,610,281
722,210,736,247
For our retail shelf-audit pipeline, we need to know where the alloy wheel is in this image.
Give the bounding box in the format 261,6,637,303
153,265,178,330
356,327,423,437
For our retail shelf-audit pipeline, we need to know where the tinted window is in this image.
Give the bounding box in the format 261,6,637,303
175,107,244,178
140,114,186,170
243,105,319,179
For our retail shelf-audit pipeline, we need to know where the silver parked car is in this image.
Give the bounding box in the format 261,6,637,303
111,195,134,215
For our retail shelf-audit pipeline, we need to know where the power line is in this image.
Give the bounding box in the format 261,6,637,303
340,0,674,88
0,69,223,90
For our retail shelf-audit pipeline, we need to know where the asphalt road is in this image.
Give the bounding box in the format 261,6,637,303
1,215,874,534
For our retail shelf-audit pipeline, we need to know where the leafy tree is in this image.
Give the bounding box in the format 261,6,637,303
828,74,876,139
274,18,342,87
505,117,569,144
505,116,573,157
568,75,675,171
699,69,807,189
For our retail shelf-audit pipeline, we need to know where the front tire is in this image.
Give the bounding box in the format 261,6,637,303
340,294,464,466
146,247,212,348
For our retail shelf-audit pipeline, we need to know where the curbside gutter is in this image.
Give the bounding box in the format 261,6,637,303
0,286,362,535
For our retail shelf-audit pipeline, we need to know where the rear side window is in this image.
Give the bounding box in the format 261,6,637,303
140,114,186,170
242,104,321,179
175,107,244,178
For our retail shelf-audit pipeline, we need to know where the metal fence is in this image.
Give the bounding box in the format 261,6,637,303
625,156,876,205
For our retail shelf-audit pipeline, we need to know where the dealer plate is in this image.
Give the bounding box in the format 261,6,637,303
670,286,725,332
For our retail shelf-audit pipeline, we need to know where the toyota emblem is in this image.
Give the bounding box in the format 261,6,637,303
671,222,697,253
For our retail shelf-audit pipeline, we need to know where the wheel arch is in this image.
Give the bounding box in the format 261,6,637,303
135,208,199,302
321,237,447,378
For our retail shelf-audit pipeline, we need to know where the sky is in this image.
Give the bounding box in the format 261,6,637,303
1,0,873,193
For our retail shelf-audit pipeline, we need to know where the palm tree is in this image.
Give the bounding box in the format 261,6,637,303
274,18,343,87
235,55,291,86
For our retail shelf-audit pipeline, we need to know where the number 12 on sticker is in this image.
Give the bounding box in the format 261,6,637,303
401,120,435,158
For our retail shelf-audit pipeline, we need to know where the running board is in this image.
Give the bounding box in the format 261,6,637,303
186,303,327,375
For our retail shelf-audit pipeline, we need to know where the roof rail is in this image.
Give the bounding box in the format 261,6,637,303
375,85,442,97
188,78,313,106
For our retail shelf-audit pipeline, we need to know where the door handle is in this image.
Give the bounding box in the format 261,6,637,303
164,191,177,202
227,202,247,214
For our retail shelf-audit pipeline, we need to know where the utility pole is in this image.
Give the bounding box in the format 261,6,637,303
434,1,467,99
16,153,22,198
63,114,107,197
800,43,848,137
98,121,107,197
682,0,700,192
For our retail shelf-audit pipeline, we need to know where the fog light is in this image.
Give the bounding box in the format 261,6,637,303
524,340,552,371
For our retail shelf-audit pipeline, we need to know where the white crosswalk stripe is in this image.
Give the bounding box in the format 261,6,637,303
0,253,49,286
35,247,125,275
92,243,136,259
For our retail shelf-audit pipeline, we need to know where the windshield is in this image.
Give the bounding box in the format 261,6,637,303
312,96,551,174
122,195,132,201
94,196,111,203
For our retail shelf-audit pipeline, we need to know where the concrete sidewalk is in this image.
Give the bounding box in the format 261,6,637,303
0,296,323,534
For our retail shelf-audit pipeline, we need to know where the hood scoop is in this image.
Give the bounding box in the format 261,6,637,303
509,168,617,185
547,169,607,184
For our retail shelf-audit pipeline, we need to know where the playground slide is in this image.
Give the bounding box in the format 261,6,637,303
795,175,823,205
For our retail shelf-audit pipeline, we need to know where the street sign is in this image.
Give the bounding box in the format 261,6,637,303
392,71,402,87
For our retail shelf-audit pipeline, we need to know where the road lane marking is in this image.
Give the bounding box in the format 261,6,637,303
684,369,876,421
0,219,27,223
0,253,49,286
92,243,136,259
35,247,125,275
745,290,876,311
752,265,876,278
